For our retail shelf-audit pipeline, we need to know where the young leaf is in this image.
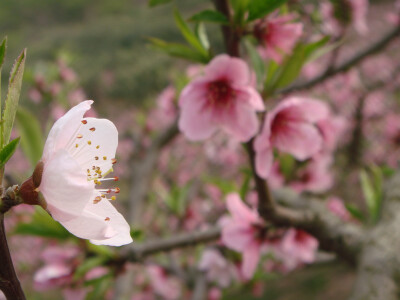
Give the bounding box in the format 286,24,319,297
16,107,44,167
195,23,210,51
148,0,172,7
3,49,26,147
360,169,379,223
244,38,265,88
174,9,208,56
248,0,289,22
0,137,20,169
267,43,306,91
13,207,70,239
0,37,6,70
189,10,229,24
148,38,209,63
345,203,365,222
231,0,251,25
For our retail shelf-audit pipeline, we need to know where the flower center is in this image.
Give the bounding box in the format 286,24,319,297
207,80,235,108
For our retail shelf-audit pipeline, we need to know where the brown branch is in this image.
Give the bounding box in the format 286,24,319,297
125,227,221,262
278,25,400,95
0,213,26,300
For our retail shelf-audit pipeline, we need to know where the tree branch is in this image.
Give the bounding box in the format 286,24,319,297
278,25,400,95
125,227,221,262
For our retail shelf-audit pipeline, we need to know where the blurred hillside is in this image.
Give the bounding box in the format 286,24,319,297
0,0,211,106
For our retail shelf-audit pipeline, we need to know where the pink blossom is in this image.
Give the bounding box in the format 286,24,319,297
351,0,369,35
147,85,177,130
34,263,72,290
30,100,132,246
146,265,181,300
219,193,264,279
208,287,222,300
85,266,108,280
290,154,334,193
28,88,43,103
255,13,303,63
255,97,329,178
62,288,87,300
178,54,265,142
318,115,348,151
198,248,236,287
277,228,318,271
327,196,351,221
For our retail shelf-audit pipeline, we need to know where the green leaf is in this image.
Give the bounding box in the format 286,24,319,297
231,0,251,25
16,107,44,167
3,49,26,147
165,184,190,216
0,37,6,70
239,169,252,199
86,276,111,300
345,203,365,222
13,207,70,239
0,137,20,169
267,43,306,91
148,38,209,63
360,169,379,223
189,10,229,24
195,23,210,51
248,0,289,21
148,0,172,7
303,36,330,61
244,38,265,88
174,9,208,56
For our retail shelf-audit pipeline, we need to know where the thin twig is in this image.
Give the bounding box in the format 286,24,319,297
278,26,400,95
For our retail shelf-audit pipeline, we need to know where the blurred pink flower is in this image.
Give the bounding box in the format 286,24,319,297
290,154,334,193
351,0,369,35
68,88,87,106
59,67,77,83
208,287,222,300
318,115,348,151
30,100,132,246
327,196,351,221
178,54,264,142
51,104,67,121
146,265,181,300
219,193,264,279
34,263,72,290
62,288,87,300
255,97,329,178
198,248,236,287
278,228,318,271
85,266,108,280
147,85,177,130
255,13,303,63
28,88,43,103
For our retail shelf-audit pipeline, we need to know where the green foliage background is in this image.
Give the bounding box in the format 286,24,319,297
0,0,212,105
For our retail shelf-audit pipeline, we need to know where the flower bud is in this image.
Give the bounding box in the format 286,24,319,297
18,161,47,209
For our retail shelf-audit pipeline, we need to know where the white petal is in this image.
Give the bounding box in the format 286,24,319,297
87,199,132,246
69,118,118,177
40,150,94,222
42,101,93,161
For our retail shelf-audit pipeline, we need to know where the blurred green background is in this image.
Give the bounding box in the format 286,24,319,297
0,0,213,106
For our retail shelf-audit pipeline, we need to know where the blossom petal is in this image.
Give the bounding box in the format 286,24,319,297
60,194,132,245
178,86,217,141
241,242,260,279
42,100,93,161
221,220,254,252
272,122,322,160
69,117,118,176
235,86,265,111
40,150,93,222
221,102,259,142
88,198,133,246
255,147,274,179
205,55,251,85
226,193,259,223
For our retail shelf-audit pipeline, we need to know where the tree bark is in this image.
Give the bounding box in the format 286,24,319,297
0,214,26,300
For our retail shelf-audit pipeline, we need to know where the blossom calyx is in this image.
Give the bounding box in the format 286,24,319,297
19,161,47,209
